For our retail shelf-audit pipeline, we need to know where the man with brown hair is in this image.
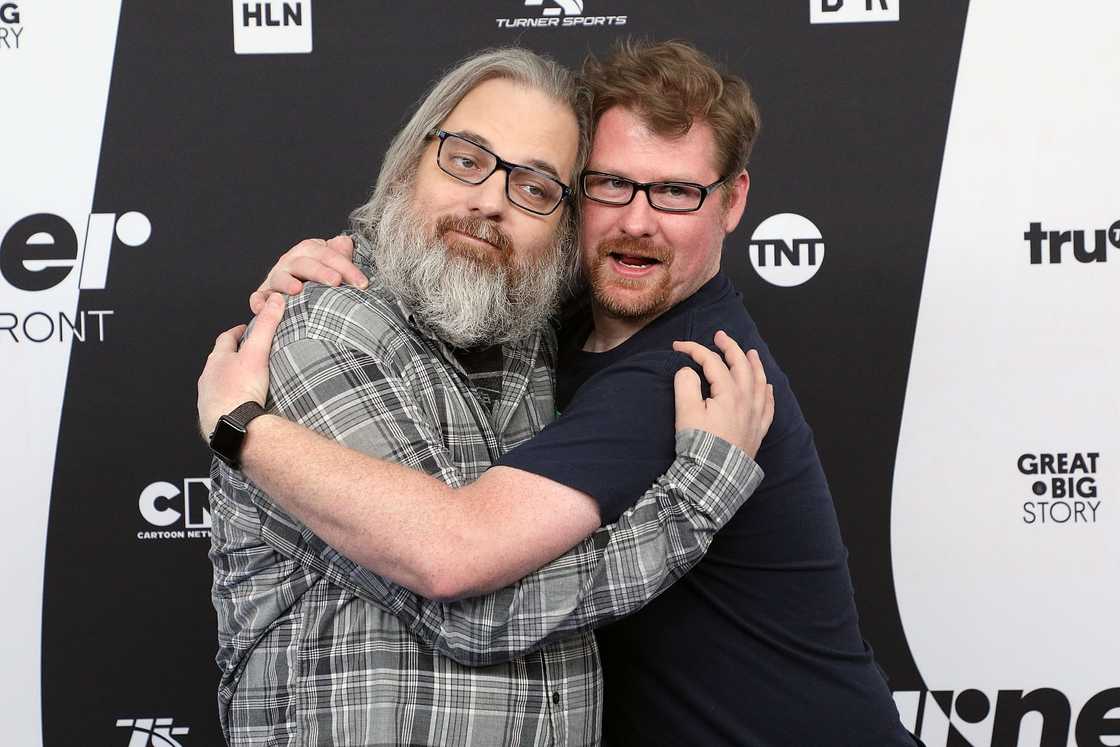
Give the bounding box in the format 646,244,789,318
200,41,916,745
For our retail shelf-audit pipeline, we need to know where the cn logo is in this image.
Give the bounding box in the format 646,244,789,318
139,479,212,530
0,212,150,292
810,0,899,24
115,717,189,747
747,213,825,287
525,0,583,16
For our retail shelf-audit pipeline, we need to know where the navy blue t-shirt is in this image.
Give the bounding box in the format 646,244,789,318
499,273,912,746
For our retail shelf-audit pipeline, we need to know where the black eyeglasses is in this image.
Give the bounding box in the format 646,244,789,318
581,170,727,213
428,129,571,216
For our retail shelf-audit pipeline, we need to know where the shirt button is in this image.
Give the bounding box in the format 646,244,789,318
552,691,561,705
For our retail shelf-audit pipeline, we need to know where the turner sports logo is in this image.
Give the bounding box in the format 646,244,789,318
115,717,190,747
0,2,22,50
810,0,899,24
497,1,628,29
893,687,1120,746
1019,451,1101,525
233,0,312,54
137,478,212,541
0,211,150,343
1024,219,1120,264
747,213,825,287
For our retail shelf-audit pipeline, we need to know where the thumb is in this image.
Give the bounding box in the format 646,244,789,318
673,366,704,430
241,294,284,366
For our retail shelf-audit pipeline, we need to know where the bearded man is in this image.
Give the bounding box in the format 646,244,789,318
200,47,770,746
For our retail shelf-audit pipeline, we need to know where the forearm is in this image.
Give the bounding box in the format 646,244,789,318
382,429,763,666
240,413,460,595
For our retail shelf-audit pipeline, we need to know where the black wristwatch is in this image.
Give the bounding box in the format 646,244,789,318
209,401,268,470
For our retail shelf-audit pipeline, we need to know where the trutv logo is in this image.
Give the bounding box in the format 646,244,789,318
1024,219,1120,264
0,2,22,50
497,1,627,29
810,0,899,24
137,478,212,541
233,0,312,54
894,687,1120,746
0,211,150,343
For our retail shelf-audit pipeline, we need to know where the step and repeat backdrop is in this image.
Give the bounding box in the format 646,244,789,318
2,1,1117,745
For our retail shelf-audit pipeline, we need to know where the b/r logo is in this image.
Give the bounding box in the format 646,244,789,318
810,0,898,24
748,213,825,287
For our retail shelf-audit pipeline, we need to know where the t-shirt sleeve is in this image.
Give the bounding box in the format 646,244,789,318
498,349,703,524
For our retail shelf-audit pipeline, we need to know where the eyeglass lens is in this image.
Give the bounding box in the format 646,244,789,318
438,135,564,214
583,173,705,211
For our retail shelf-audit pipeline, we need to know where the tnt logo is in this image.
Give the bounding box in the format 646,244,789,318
525,0,584,16
137,479,212,541
747,213,825,287
233,0,312,54
0,2,22,51
1024,219,1120,264
810,0,899,24
115,717,189,747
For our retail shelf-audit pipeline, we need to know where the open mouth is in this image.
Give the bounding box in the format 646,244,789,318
609,252,662,269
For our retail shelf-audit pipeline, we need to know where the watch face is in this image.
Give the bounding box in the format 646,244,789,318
210,416,248,467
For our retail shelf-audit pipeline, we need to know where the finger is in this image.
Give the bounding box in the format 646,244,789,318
673,366,704,428
289,255,344,287
672,340,733,399
240,295,284,365
249,290,267,315
749,349,769,417
763,384,776,434
317,243,367,289
326,233,355,259
212,324,248,354
713,330,751,393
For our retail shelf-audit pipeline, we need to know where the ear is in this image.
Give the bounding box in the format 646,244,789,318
721,170,750,234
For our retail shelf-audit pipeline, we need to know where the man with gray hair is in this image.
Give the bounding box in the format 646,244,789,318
202,47,770,746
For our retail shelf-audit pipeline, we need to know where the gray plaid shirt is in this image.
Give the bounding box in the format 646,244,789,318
209,241,762,746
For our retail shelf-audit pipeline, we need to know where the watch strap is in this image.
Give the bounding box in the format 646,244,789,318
225,400,267,429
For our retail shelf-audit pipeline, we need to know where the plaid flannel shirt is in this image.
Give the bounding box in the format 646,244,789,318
209,239,762,746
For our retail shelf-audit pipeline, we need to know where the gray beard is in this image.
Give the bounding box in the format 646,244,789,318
371,190,569,348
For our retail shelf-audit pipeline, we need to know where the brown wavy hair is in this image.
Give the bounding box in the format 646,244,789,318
581,39,760,190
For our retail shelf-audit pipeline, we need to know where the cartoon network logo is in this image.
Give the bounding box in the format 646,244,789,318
1,211,150,343
810,0,899,24
233,0,312,54
115,717,189,747
0,2,22,50
747,213,825,287
137,478,212,541
893,687,1120,746
497,0,627,29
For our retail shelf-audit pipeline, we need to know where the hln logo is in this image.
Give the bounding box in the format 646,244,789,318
810,0,899,24
1024,220,1120,264
233,0,312,55
747,213,825,287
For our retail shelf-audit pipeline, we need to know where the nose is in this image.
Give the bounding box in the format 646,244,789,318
465,169,508,221
617,189,658,239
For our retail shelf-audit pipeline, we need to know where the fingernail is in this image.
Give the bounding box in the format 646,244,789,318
358,276,369,288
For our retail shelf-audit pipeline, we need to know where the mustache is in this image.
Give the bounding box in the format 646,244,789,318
436,215,513,255
596,237,672,264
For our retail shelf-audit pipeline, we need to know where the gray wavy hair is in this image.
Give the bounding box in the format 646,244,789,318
350,47,590,261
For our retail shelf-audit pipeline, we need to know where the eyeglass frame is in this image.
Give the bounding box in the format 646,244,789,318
580,170,729,213
427,128,573,216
